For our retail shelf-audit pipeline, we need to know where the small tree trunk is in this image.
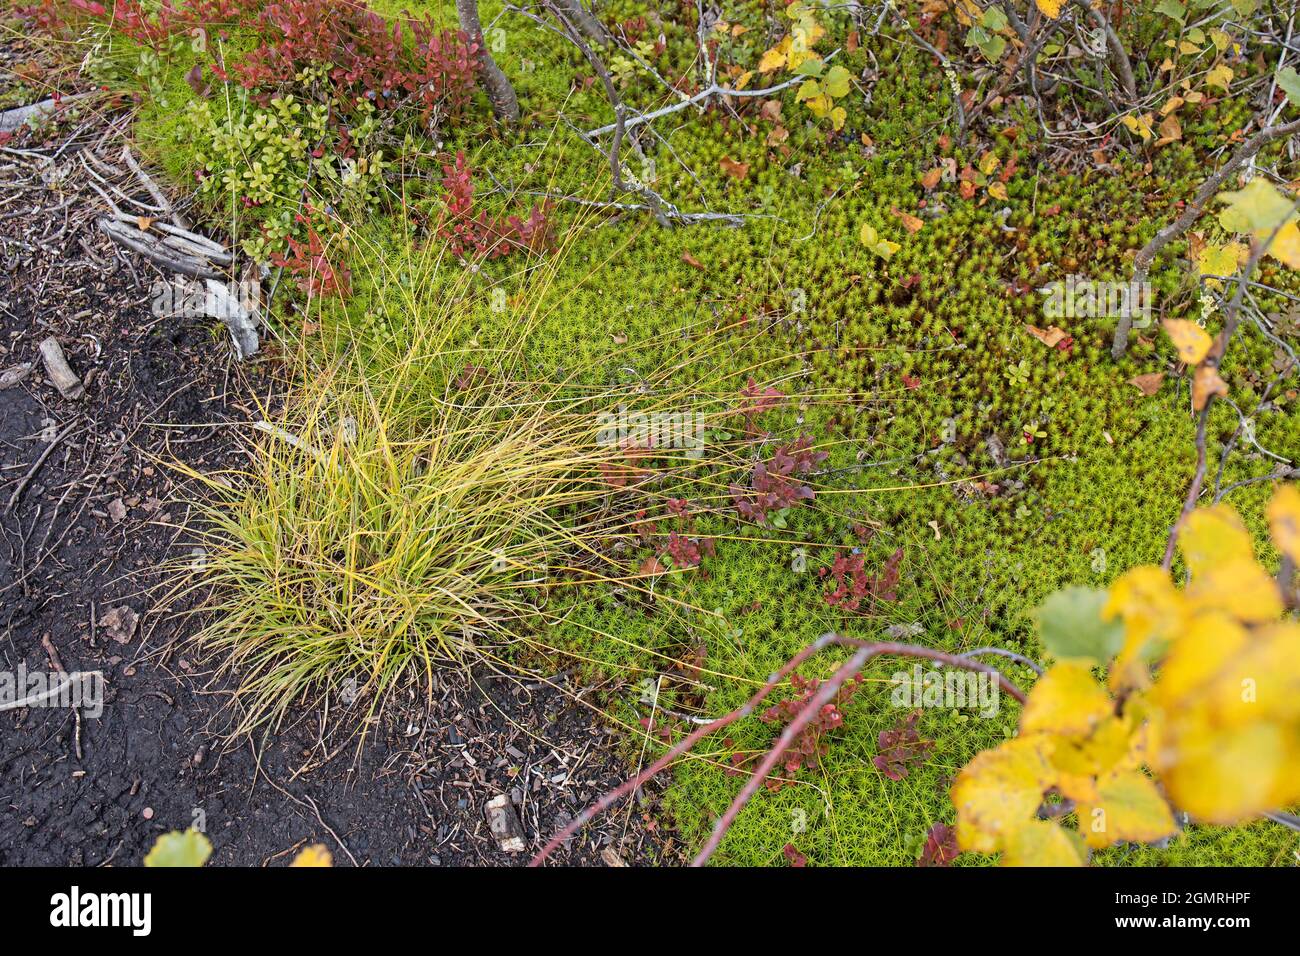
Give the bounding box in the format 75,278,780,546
554,0,611,46
455,0,520,125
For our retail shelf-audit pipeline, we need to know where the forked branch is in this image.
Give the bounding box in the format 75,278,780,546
1113,117,1300,359
529,633,1025,866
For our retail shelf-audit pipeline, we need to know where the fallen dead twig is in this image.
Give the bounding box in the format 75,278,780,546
121,145,190,230
97,216,223,278
5,419,80,514
0,92,96,134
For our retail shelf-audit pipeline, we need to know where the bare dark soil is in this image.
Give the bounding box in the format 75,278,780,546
0,55,675,868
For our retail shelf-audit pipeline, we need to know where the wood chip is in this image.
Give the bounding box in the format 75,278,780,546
38,337,84,399
484,794,526,853
99,606,139,644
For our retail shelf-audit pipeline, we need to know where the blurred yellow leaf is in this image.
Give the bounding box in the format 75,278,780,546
1268,483,1300,562
1002,819,1086,865
1105,566,1184,693
1217,178,1296,234
290,844,333,867
1179,505,1254,574
1080,769,1177,849
144,830,212,867
1022,662,1114,738
1267,220,1300,268
1162,318,1212,364
952,735,1055,854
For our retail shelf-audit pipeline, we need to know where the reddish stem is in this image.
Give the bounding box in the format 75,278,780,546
529,634,1025,866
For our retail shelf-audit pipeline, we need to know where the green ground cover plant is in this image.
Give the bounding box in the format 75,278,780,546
14,0,1300,866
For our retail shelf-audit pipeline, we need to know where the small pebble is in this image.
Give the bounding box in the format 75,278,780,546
142,807,154,820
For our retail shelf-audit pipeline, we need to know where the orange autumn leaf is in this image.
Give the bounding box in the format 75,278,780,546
1191,364,1228,410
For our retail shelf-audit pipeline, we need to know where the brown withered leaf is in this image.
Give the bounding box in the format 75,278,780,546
1128,372,1165,396
1155,112,1182,147
921,167,943,190
760,99,783,122
1025,324,1067,348
766,125,789,147
681,251,706,270
719,157,750,180
890,206,924,234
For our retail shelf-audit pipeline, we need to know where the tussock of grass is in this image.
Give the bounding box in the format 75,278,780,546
177,343,731,734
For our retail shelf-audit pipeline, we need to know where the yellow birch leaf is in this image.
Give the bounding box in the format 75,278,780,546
1229,622,1300,723
1152,611,1248,706
1035,0,1064,19
1195,241,1246,289
1155,112,1182,146
1121,113,1154,141
1105,566,1185,693
758,40,789,74
144,829,213,867
1160,719,1295,824
1193,560,1281,623
1049,713,1143,803
953,0,983,26
1206,63,1234,90
1265,219,1300,269
1217,178,1295,234
1179,504,1255,574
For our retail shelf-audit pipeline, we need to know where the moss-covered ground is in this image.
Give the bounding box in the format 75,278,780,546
35,0,1300,865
